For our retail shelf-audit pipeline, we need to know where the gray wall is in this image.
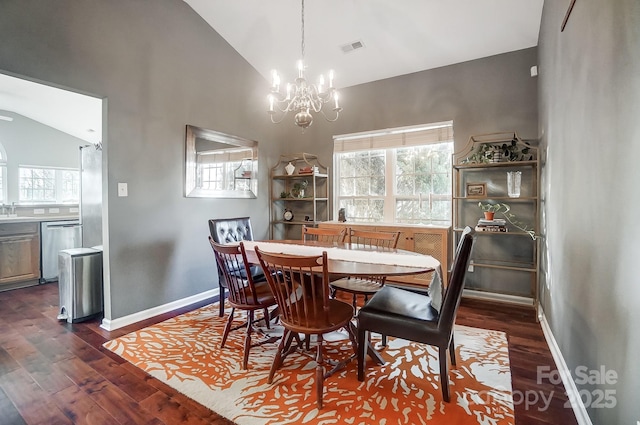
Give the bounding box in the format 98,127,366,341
278,48,538,169
0,0,288,320
538,1,640,424
0,110,84,203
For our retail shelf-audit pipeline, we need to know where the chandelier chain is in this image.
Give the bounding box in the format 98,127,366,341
300,0,305,60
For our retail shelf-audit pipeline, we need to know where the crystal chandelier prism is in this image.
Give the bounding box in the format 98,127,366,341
267,0,342,130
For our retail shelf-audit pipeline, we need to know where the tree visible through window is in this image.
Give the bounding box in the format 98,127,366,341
19,167,79,203
333,122,454,225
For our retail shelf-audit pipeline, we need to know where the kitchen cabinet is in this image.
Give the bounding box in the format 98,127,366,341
319,221,450,287
0,222,40,291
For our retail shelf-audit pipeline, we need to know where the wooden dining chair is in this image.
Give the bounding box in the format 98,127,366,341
301,225,347,243
356,227,476,402
209,217,266,317
329,229,401,309
209,238,278,370
255,247,357,409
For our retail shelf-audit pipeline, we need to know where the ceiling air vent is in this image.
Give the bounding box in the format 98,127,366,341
341,40,365,53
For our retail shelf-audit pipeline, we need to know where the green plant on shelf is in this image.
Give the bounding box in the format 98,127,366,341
463,139,533,164
478,202,539,240
478,201,505,213
292,180,308,198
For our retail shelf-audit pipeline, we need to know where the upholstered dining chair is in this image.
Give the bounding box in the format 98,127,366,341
209,217,266,317
301,225,347,243
255,247,357,409
329,229,401,309
355,226,476,402
209,238,277,370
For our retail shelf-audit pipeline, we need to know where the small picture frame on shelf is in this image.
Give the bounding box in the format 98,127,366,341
466,182,487,198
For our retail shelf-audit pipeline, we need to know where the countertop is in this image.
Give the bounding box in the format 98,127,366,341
0,215,79,224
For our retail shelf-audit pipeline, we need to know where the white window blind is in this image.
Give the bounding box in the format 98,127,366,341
333,121,453,153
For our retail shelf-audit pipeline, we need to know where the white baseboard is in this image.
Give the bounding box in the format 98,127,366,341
100,289,219,331
462,289,534,306
538,306,593,425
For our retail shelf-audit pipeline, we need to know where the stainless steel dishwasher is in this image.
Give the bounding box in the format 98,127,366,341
40,220,82,282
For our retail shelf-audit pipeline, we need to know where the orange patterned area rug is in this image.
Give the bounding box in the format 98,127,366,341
104,303,514,425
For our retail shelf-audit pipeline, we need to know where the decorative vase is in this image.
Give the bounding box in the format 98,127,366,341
484,211,495,220
285,162,295,175
507,171,522,198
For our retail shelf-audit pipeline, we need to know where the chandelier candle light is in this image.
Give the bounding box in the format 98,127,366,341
267,0,342,130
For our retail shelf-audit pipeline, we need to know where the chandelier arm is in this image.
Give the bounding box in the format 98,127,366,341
269,110,290,124
318,108,341,123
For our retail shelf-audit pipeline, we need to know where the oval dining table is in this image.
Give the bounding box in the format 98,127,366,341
240,239,439,365
242,240,436,277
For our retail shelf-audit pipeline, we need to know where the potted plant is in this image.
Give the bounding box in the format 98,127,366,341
478,202,509,220
292,180,308,198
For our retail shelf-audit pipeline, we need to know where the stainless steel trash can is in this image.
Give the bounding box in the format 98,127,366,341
57,247,103,323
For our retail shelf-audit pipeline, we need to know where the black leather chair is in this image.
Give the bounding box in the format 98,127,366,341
208,217,266,317
356,226,476,402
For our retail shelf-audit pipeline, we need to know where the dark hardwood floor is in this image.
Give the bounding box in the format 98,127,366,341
0,283,577,425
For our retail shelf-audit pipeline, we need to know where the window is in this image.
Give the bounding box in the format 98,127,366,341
19,166,79,204
333,122,454,225
0,143,6,203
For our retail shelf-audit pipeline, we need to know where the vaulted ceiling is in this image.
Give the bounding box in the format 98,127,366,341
0,1,543,141
185,0,544,88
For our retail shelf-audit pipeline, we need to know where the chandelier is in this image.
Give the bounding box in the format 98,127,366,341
267,0,342,130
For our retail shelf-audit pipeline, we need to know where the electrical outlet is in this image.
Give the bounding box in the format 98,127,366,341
33,208,45,215
49,208,59,213
69,207,79,213
468,262,474,272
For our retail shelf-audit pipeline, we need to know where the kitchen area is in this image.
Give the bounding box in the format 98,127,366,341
0,72,105,322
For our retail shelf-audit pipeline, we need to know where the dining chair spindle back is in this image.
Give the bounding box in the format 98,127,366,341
255,247,356,409
209,238,277,370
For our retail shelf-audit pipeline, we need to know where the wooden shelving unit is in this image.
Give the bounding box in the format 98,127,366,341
452,132,540,307
270,153,329,240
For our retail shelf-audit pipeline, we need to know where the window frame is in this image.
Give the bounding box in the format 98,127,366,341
333,122,454,225
18,165,80,204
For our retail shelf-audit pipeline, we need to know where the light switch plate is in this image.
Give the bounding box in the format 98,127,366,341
118,182,128,197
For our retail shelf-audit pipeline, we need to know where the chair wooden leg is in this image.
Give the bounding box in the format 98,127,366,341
357,328,367,381
218,285,226,317
439,346,450,402
346,323,358,356
268,329,289,384
315,334,325,409
449,333,456,366
220,307,235,348
352,294,357,310
242,310,254,370
263,307,271,329
381,334,387,346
